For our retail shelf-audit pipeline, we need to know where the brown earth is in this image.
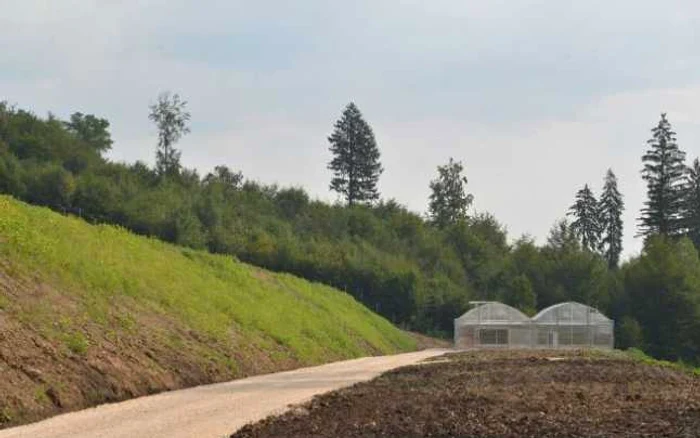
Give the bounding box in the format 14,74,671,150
0,268,299,428
405,331,451,350
232,350,700,438
0,266,438,430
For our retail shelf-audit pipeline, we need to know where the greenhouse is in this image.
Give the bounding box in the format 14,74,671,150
532,302,614,349
453,301,614,349
453,301,532,349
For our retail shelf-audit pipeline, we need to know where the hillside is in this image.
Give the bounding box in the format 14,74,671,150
0,195,415,428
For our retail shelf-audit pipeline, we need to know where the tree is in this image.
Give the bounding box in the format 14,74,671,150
149,92,191,177
428,158,473,228
599,169,624,268
547,219,579,252
542,220,610,310
503,274,536,315
681,158,700,249
617,316,644,349
65,112,113,154
623,236,700,361
203,165,243,192
327,102,383,205
568,184,600,251
639,113,686,237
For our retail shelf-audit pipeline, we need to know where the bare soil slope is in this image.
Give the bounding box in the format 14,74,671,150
232,350,700,438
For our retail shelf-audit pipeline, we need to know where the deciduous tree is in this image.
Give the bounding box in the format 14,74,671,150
428,158,473,228
149,92,191,177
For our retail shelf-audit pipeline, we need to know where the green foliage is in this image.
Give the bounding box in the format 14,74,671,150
599,169,624,268
428,158,473,228
540,221,612,310
0,151,25,197
0,102,621,338
504,274,536,315
640,113,686,237
617,316,643,349
25,163,76,208
64,112,113,154
3,102,700,367
0,195,415,362
328,102,383,205
174,208,207,249
149,92,190,177
0,294,9,310
568,184,600,252
626,348,700,376
681,158,700,248
63,332,89,355
622,236,700,363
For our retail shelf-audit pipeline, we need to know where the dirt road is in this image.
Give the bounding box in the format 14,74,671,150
0,349,446,438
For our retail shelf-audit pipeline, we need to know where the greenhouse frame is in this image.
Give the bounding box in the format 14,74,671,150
453,301,614,349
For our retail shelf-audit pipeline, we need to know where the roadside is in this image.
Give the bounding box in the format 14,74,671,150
0,349,447,438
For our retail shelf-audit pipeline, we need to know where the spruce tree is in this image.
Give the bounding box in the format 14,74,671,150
599,169,624,268
681,158,700,248
568,184,600,252
327,103,383,205
428,157,473,228
639,113,686,237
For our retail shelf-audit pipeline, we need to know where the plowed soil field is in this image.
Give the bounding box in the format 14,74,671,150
232,350,700,438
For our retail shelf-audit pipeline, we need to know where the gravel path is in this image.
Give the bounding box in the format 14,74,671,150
0,349,447,438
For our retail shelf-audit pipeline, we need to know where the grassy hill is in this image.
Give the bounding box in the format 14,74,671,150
0,195,415,427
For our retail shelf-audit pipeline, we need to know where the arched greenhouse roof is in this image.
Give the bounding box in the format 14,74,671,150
455,302,530,325
532,301,612,325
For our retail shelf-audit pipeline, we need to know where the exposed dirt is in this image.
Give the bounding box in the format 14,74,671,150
232,350,700,438
405,331,451,350
0,350,446,438
0,267,308,428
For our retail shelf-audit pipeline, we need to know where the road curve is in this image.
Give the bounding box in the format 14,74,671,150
0,349,448,438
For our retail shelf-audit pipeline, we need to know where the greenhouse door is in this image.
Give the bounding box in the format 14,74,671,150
548,331,558,348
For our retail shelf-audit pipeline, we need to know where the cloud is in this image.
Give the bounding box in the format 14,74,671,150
3,0,700,259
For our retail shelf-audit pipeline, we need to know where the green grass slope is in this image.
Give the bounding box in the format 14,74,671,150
0,195,415,427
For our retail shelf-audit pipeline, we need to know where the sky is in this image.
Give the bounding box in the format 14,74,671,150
3,0,700,259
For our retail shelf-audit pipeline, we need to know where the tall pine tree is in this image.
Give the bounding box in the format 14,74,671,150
681,158,700,248
639,113,686,237
568,184,600,252
599,169,624,268
327,103,383,205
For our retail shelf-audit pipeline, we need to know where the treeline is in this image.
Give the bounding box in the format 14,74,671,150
0,99,699,364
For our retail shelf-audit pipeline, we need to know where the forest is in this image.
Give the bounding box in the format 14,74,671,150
1,97,699,365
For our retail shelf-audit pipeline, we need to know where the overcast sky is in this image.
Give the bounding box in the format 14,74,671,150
3,1,700,259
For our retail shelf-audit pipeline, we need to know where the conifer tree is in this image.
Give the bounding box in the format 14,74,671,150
568,184,600,252
327,103,383,205
681,158,700,248
428,157,473,228
639,113,686,237
599,169,624,268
